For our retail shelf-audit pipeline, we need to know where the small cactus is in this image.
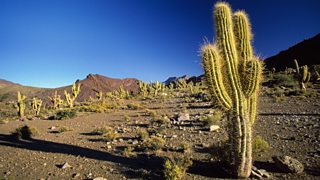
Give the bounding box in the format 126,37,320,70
32,97,42,116
16,91,26,118
64,82,81,108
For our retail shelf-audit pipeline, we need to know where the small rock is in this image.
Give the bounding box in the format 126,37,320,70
60,162,72,169
258,169,271,178
171,135,178,138
132,140,139,145
72,173,80,178
49,126,56,130
209,125,220,132
178,113,190,121
273,155,304,173
86,172,93,178
107,145,112,149
93,177,107,180
251,170,262,179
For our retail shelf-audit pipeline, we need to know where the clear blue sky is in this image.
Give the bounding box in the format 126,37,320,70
0,0,319,88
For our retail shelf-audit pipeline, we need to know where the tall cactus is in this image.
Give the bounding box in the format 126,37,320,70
16,91,27,118
32,97,42,116
294,59,310,92
64,82,81,108
201,2,262,178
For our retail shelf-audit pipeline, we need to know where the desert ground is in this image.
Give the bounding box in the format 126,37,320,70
0,82,319,180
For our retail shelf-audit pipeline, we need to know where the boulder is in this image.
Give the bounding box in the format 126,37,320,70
273,155,304,173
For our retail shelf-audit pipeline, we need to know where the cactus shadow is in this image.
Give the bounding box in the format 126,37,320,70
188,160,231,178
0,134,163,179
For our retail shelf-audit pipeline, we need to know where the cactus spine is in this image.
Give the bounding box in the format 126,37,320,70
294,59,310,92
64,83,81,108
32,97,42,116
16,91,27,118
201,2,262,178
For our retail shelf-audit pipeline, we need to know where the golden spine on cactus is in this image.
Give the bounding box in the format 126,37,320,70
32,97,42,116
16,91,27,118
201,2,262,178
64,82,81,108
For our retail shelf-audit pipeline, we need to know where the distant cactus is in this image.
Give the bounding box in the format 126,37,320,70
315,70,320,81
169,83,174,91
294,59,310,92
64,82,81,108
32,97,42,116
96,91,103,100
154,81,161,97
48,91,64,109
201,2,262,178
16,91,27,118
139,81,148,97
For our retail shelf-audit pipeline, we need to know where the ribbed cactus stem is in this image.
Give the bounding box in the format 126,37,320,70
201,2,262,178
17,91,26,118
294,59,310,92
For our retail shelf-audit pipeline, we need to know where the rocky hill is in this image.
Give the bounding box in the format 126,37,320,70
264,33,320,71
0,74,140,103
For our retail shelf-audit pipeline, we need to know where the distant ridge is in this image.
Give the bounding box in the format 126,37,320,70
164,75,203,85
264,33,320,71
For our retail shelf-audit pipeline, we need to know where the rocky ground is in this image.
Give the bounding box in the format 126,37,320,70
0,89,319,179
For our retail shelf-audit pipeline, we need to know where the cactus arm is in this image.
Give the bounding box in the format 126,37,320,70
243,59,262,97
233,11,253,65
202,44,232,109
294,59,300,74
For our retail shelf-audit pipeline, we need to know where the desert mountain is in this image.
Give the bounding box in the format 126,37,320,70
0,74,140,103
264,33,320,71
164,75,203,85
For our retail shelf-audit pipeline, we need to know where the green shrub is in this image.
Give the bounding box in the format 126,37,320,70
127,103,142,110
151,115,170,125
91,126,113,135
200,110,222,127
272,73,297,88
163,154,192,180
79,100,116,113
58,126,73,133
252,135,270,153
141,136,165,151
178,142,191,154
12,125,39,139
122,146,136,157
103,130,118,141
137,129,149,141
51,110,76,120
